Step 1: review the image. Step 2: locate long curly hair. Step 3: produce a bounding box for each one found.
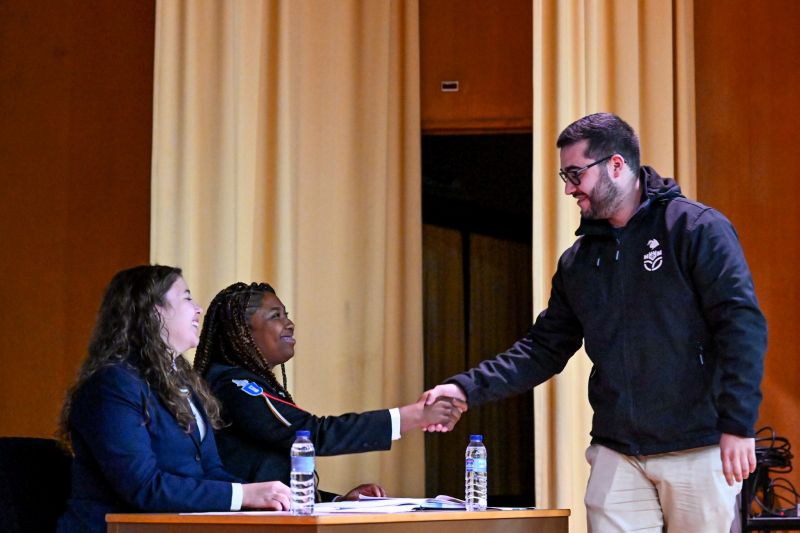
[194,282,293,402]
[58,265,223,448]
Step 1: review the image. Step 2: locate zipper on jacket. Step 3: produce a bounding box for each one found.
[698,343,704,366]
[615,234,640,453]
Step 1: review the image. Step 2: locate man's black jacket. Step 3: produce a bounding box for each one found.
[449,167,766,456]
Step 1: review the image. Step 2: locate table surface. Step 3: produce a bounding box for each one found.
[107,508,570,525]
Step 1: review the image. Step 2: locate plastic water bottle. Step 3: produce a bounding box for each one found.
[465,434,487,511]
[290,430,315,515]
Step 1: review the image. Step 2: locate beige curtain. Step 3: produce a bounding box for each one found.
[151,0,424,496]
[531,1,695,531]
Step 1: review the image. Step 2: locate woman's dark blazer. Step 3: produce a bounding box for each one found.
[205,363,391,492]
[58,363,239,533]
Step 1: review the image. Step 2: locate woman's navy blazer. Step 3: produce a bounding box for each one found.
[58,363,239,533]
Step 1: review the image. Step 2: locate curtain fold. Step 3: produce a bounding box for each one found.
[151,0,424,495]
[532,1,695,531]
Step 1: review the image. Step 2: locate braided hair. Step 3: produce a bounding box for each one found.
[195,282,294,402]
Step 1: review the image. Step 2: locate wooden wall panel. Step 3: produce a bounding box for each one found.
[0,0,154,438]
[422,225,533,503]
[695,0,800,495]
[423,225,466,497]
[467,233,533,502]
[420,0,532,133]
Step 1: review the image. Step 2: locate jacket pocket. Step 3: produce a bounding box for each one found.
[696,342,714,388]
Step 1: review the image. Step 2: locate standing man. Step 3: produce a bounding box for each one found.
[424,113,766,532]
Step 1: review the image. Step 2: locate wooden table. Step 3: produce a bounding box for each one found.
[107,509,570,533]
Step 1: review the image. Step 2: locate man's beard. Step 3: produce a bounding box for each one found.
[582,166,624,220]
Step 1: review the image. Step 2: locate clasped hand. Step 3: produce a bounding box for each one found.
[419,384,468,432]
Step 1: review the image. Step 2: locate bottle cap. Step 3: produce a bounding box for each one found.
[296,430,311,438]
[469,434,483,441]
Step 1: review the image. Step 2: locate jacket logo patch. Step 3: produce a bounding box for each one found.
[643,239,663,272]
[233,379,263,396]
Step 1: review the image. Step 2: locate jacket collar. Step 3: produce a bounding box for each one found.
[574,166,683,237]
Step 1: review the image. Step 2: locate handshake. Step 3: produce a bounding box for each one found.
[400,383,469,433]
[243,383,469,510]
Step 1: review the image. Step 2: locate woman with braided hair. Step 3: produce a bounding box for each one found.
[57,266,291,533]
[194,282,463,501]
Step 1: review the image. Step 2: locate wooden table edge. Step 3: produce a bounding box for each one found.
[107,509,570,525]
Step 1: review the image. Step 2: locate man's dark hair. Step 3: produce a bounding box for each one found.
[556,113,640,174]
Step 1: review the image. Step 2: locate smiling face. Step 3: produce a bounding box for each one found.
[157,276,202,356]
[248,292,295,368]
[560,140,625,220]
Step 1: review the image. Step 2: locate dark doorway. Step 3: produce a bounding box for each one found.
[422,133,534,507]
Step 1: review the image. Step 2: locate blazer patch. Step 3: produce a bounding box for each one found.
[232,379,292,426]
[232,379,263,396]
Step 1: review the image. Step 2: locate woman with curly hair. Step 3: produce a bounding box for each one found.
[194,282,463,501]
[57,266,290,533]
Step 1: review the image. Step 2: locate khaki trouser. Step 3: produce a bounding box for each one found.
[585,444,741,533]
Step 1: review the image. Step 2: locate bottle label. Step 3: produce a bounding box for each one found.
[291,456,315,473]
[466,458,487,473]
